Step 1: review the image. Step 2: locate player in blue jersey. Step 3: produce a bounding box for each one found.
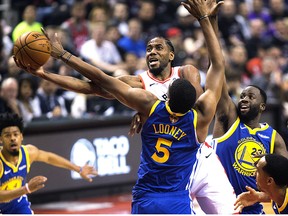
[16,0,225,213]
[0,113,97,214]
[211,86,288,214]
[234,154,288,214]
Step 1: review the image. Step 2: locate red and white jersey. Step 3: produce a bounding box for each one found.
[138,66,181,101]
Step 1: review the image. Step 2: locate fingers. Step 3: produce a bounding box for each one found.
[245,185,255,193]
[13,56,21,68]
[136,123,142,134]
[234,202,243,213]
[41,27,50,40]
[129,113,142,136]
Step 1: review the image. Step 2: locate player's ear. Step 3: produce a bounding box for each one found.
[260,103,266,112]
[169,51,175,61]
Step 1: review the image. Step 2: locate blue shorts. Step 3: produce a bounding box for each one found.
[131,190,194,214]
[0,195,33,214]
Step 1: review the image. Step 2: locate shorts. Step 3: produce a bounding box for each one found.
[132,190,195,214]
[190,143,238,214]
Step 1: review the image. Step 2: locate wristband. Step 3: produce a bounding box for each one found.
[79,167,83,174]
[25,183,31,194]
[61,52,72,63]
[198,14,209,22]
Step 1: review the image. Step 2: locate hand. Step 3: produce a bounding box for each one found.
[181,0,223,20]
[79,164,98,182]
[52,106,62,117]
[41,27,66,59]
[13,56,46,77]
[128,113,142,136]
[234,186,260,213]
[208,0,224,17]
[27,176,47,193]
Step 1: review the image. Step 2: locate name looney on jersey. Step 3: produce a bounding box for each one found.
[153,124,187,140]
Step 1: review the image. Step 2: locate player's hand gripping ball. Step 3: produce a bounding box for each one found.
[13,31,51,70]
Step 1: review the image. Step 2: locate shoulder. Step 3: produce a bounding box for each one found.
[179,65,199,76]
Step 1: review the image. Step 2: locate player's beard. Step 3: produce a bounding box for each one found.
[238,105,259,123]
[9,149,20,156]
[149,67,163,76]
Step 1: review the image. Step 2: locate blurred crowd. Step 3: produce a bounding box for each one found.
[0,0,287,139]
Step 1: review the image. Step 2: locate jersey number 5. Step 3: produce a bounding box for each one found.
[151,138,172,163]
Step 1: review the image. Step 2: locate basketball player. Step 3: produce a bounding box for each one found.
[234,154,288,214]
[0,113,97,214]
[210,74,288,213]
[17,0,226,213]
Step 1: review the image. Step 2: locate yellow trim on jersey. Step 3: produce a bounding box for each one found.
[0,147,23,172]
[149,100,161,117]
[0,160,3,178]
[278,188,288,212]
[216,117,240,143]
[270,130,276,154]
[245,123,269,135]
[22,145,30,173]
[165,101,189,117]
[192,109,197,128]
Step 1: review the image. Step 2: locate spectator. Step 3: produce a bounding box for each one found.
[174,4,199,39]
[134,0,162,42]
[61,1,90,55]
[12,5,42,43]
[36,79,68,120]
[17,74,42,124]
[117,18,146,58]
[218,0,250,47]
[245,18,268,59]
[80,22,125,74]
[269,0,288,22]
[110,1,130,36]
[248,0,272,25]
[226,45,249,85]
[264,18,288,58]
[166,27,188,66]
[88,6,109,26]
[4,56,25,80]
[250,56,282,104]
[70,93,115,119]
[0,77,21,116]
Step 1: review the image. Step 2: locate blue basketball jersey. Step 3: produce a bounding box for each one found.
[132,100,200,196]
[272,188,288,214]
[0,146,32,214]
[213,117,276,214]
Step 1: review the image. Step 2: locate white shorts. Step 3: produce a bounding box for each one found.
[190,143,238,214]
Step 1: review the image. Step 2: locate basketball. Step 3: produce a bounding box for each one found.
[13,31,51,69]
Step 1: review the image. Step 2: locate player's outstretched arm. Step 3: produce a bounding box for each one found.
[0,176,47,202]
[27,144,97,182]
[182,0,224,142]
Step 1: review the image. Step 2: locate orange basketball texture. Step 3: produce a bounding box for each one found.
[13,31,51,69]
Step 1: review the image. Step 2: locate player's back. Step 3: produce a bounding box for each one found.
[133,101,200,194]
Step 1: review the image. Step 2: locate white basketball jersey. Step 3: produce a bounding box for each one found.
[138,66,181,101]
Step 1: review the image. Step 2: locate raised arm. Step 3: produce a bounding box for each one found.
[203,1,239,137]
[182,0,225,142]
